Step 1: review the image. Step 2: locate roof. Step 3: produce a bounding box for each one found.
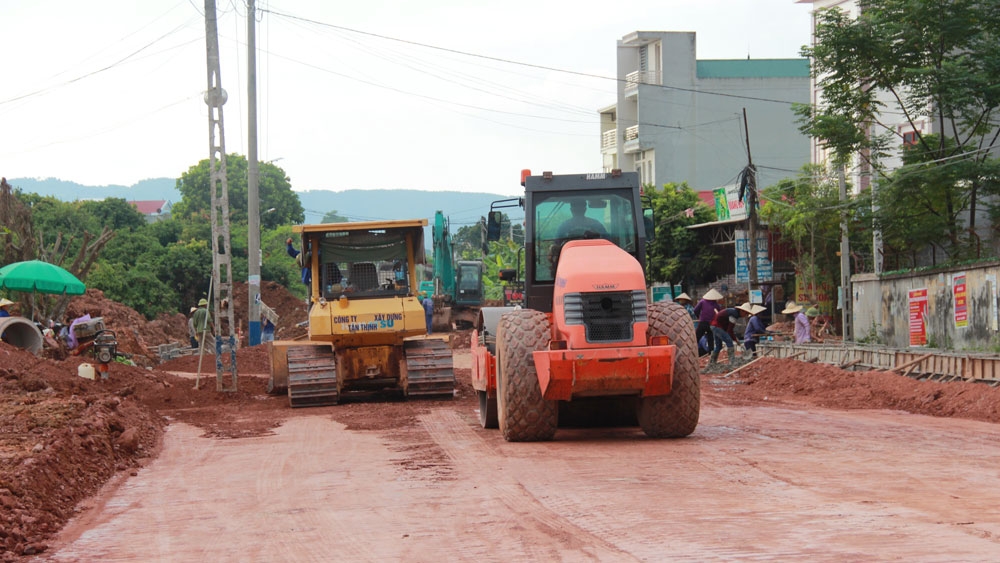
[293,219,428,234]
[697,59,810,79]
[129,200,168,215]
[697,191,716,207]
[687,217,746,230]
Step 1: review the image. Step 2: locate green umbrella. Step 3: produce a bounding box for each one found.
[0,260,86,295]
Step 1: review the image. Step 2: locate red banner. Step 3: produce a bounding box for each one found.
[954,273,968,329]
[909,288,928,347]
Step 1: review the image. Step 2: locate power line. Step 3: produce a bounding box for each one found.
[260,8,806,107]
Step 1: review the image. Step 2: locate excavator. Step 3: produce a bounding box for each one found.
[470,170,700,441]
[429,210,484,331]
[268,219,455,407]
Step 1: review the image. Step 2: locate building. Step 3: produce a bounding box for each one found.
[128,200,172,223]
[599,31,811,191]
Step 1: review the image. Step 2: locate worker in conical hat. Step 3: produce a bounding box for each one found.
[674,292,696,321]
[693,289,724,356]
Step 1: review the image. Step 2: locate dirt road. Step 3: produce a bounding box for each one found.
[35,354,1000,562]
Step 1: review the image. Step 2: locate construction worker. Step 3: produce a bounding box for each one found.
[557,199,608,239]
[742,304,772,357]
[0,298,13,318]
[192,298,212,349]
[187,306,198,348]
[421,292,434,335]
[710,302,751,366]
[674,292,696,322]
[783,301,811,344]
[286,238,312,287]
[807,306,827,343]
[693,288,724,356]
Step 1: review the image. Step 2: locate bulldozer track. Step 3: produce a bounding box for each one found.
[287,345,339,408]
[404,338,456,397]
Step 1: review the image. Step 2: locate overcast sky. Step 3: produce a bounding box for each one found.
[1,0,814,197]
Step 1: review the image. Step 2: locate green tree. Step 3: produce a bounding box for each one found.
[156,240,214,311]
[797,0,1000,259]
[87,262,178,319]
[644,182,717,285]
[172,154,304,228]
[320,210,349,223]
[759,166,845,303]
[80,198,146,231]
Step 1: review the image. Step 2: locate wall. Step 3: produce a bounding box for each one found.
[852,262,1000,350]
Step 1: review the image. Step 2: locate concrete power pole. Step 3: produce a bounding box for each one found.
[203,0,237,391]
[247,0,261,345]
[839,166,852,341]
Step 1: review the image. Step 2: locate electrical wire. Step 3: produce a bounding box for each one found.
[259,8,806,107]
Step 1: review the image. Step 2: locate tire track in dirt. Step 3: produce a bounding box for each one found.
[419,409,636,561]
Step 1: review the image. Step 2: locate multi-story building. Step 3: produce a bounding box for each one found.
[600,31,811,192]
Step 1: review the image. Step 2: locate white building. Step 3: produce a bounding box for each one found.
[600,31,811,191]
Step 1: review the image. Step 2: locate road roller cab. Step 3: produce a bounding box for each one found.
[470,170,700,441]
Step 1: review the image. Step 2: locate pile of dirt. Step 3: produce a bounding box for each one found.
[705,357,1000,424]
[0,340,289,560]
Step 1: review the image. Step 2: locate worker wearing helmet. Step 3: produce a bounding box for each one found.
[192,298,213,349]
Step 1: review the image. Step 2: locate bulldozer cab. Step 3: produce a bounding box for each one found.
[487,170,650,313]
[305,223,423,301]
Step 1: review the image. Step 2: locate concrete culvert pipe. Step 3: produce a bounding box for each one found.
[0,317,44,355]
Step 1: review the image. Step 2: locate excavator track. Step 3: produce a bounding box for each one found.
[287,345,339,408]
[404,338,455,398]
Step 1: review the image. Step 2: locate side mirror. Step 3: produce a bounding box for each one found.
[486,211,503,241]
[498,268,516,281]
[643,208,655,242]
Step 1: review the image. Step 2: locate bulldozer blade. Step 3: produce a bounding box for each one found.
[404,338,455,397]
[286,345,339,408]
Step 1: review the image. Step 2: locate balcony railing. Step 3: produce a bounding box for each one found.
[601,129,617,152]
[623,125,640,153]
[624,70,662,97]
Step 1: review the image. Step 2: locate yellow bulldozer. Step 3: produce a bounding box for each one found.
[268,219,455,407]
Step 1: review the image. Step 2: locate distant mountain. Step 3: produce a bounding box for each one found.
[6,177,512,234]
[7,177,180,202]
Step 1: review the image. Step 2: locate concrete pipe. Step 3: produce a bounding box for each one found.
[0,317,44,355]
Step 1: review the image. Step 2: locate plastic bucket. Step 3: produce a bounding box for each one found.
[78,363,96,380]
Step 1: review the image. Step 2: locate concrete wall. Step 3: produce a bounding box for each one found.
[852,262,1000,350]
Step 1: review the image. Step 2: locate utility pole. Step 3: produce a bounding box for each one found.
[839,165,853,341]
[203,0,237,391]
[247,0,261,346]
[742,108,759,292]
[872,162,883,275]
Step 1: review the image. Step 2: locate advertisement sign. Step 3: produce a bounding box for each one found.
[953,273,968,329]
[795,277,835,315]
[735,230,772,283]
[909,288,928,347]
[713,184,746,222]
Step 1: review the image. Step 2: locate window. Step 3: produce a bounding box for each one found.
[532,192,636,282]
[902,131,918,146]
